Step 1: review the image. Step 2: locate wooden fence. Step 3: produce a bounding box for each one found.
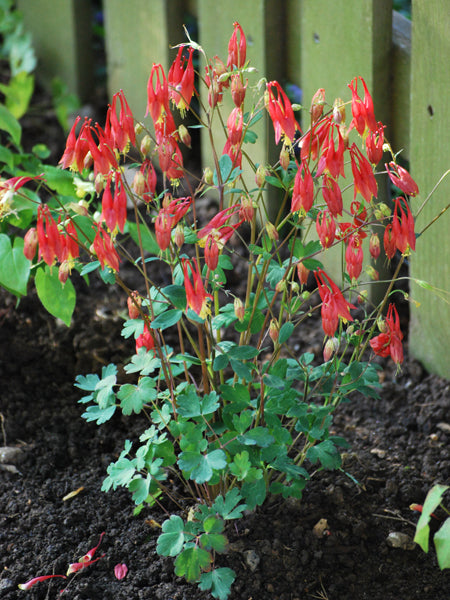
[17,0,450,378]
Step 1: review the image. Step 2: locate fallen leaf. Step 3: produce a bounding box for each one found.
[62,487,84,501]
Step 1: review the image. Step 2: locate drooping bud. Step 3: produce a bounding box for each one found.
[365,265,379,281]
[239,195,254,222]
[358,290,368,304]
[279,145,290,170]
[23,227,38,260]
[369,232,381,260]
[332,98,346,124]
[234,297,245,322]
[127,291,141,319]
[178,124,192,148]
[203,167,214,185]
[374,202,391,220]
[173,224,185,248]
[323,337,339,362]
[265,221,279,241]
[377,315,388,333]
[132,170,146,196]
[269,318,279,343]
[297,261,310,285]
[255,164,267,188]
[95,173,105,195]
[231,73,247,107]
[140,134,152,156]
[134,122,144,136]
[275,279,287,293]
[58,261,71,285]
[204,234,219,270]
[310,88,325,123]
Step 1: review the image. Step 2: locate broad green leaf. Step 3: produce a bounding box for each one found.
[121,318,145,339]
[0,103,21,146]
[434,517,450,570]
[212,489,247,520]
[0,234,30,296]
[129,475,151,505]
[157,515,185,557]
[179,449,226,484]
[213,353,229,371]
[42,165,75,196]
[81,404,116,425]
[0,71,34,118]
[306,440,342,470]
[238,427,274,448]
[174,545,211,581]
[150,308,182,330]
[241,477,267,510]
[128,221,160,254]
[163,284,187,309]
[415,484,449,553]
[35,265,75,326]
[229,358,252,380]
[0,144,14,169]
[124,348,160,375]
[279,321,294,344]
[199,567,235,600]
[227,345,259,360]
[74,373,99,392]
[118,377,157,415]
[200,532,227,553]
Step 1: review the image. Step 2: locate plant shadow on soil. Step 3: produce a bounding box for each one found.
[0,266,449,600]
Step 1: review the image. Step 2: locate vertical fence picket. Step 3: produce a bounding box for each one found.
[103,0,185,121]
[17,0,94,102]
[409,0,450,378]
[297,0,392,297]
[196,0,285,213]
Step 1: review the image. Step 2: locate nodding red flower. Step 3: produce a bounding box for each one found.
[383,223,396,260]
[18,574,67,590]
[139,160,157,203]
[182,258,212,319]
[204,57,227,108]
[0,174,43,193]
[107,90,136,153]
[231,73,247,108]
[369,232,381,260]
[135,323,155,354]
[349,143,377,203]
[157,135,184,180]
[204,234,219,270]
[345,234,364,281]
[266,81,300,145]
[385,162,419,196]
[168,46,195,114]
[322,175,343,217]
[36,205,63,266]
[310,88,326,124]
[314,268,355,337]
[154,209,173,251]
[227,22,246,69]
[291,160,314,214]
[370,303,404,365]
[147,64,171,126]
[226,107,244,146]
[198,205,243,250]
[85,123,118,177]
[392,197,416,254]
[348,76,377,136]
[316,209,336,249]
[316,122,345,180]
[300,119,329,162]
[366,122,385,165]
[101,171,127,233]
[91,223,120,272]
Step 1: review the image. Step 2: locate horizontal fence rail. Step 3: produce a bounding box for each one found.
[16,0,450,378]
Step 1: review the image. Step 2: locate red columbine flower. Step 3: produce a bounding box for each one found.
[157,135,184,180]
[322,175,343,217]
[391,197,416,254]
[315,268,355,337]
[231,73,247,107]
[310,88,326,124]
[366,121,385,165]
[370,303,404,365]
[101,171,127,233]
[348,76,377,136]
[106,90,136,153]
[154,209,173,251]
[147,64,171,127]
[36,205,63,266]
[291,160,314,214]
[79,532,105,563]
[18,575,67,590]
[349,143,377,202]
[369,232,381,260]
[168,46,195,114]
[316,122,345,180]
[227,22,246,69]
[383,223,396,260]
[316,209,336,249]
[198,205,243,248]
[345,234,364,281]
[266,81,300,145]
[135,323,155,354]
[91,223,120,272]
[138,160,157,203]
[385,162,419,196]
[182,258,212,319]
[23,227,38,260]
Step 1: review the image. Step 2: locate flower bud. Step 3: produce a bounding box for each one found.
[203,167,214,185]
[95,173,105,195]
[369,232,380,260]
[323,337,339,362]
[275,279,287,293]
[140,134,152,156]
[173,224,185,248]
[310,88,325,123]
[127,291,141,319]
[291,281,299,294]
[374,202,391,220]
[23,227,38,260]
[301,290,310,301]
[358,290,368,304]
[297,262,310,285]
[365,265,379,281]
[234,297,245,322]
[83,151,93,170]
[269,318,279,343]
[279,146,290,171]
[255,164,267,188]
[377,315,388,333]
[231,73,247,108]
[132,170,146,196]
[178,124,191,148]
[58,261,71,285]
[265,222,279,241]
[332,98,346,124]
[162,193,173,210]
[239,195,254,222]
[204,235,219,270]
[134,122,144,136]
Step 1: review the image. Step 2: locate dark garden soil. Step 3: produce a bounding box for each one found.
[1,270,449,600]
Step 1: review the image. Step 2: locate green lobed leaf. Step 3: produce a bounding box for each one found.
[174,545,212,582]
[163,284,187,309]
[199,567,235,600]
[118,377,157,415]
[81,404,116,424]
[42,165,75,195]
[434,517,450,570]
[35,265,75,326]
[0,103,21,145]
[150,308,182,330]
[306,440,342,470]
[0,234,30,296]
[414,484,449,553]
[157,515,186,557]
[212,489,247,520]
[124,348,160,375]
[129,475,151,505]
[279,321,294,344]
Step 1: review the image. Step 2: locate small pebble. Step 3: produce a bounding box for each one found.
[386,531,416,550]
[244,549,260,572]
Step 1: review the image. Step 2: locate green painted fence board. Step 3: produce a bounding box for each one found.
[197,0,284,214]
[103,0,185,122]
[17,0,94,102]
[391,11,411,161]
[409,0,450,378]
[298,0,392,301]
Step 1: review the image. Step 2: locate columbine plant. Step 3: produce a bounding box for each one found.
[12,22,429,599]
